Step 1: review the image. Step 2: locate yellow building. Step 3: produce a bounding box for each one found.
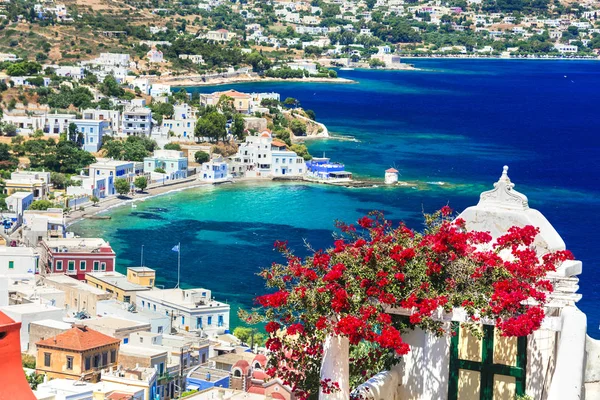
[35,325,121,382]
[127,267,156,287]
[86,267,155,303]
[200,90,251,114]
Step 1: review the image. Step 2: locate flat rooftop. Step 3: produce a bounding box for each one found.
[209,352,256,367]
[0,302,63,315]
[128,267,155,273]
[31,319,72,330]
[120,344,168,357]
[43,238,111,253]
[137,288,228,309]
[44,275,109,295]
[90,159,134,168]
[84,316,149,330]
[87,272,150,291]
[189,366,230,382]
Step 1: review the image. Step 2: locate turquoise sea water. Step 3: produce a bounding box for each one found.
[72,60,600,337]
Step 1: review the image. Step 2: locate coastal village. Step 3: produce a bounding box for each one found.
[0,0,598,398]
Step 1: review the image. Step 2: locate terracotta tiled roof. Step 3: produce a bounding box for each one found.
[36,325,120,351]
[386,168,399,173]
[233,359,250,374]
[253,354,267,367]
[271,140,287,148]
[222,90,250,99]
[248,386,266,394]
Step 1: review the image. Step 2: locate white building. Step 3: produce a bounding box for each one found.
[554,43,578,53]
[0,246,39,276]
[97,299,171,335]
[146,47,165,63]
[87,159,139,197]
[44,113,76,135]
[129,77,151,95]
[385,168,399,184]
[150,84,171,98]
[231,131,304,178]
[0,301,65,352]
[47,65,85,80]
[82,108,121,135]
[5,191,33,222]
[135,288,230,337]
[199,156,229,183]
[0,53,18,62]
[178,54,205,64]
[122,107,153,136]
[144,150,188,180]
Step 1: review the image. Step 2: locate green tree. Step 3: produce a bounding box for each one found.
[99,75,124,97]
[195,112,227,142]
[114,178,130,197]
[90,195,99,206]
[134,176,148,192]
[50,172,68,189]
[164,143,182,151]
[290,119,307,136]
[194,150,210,164]
[233,326,265,347]
[232,114,246,140]
[29,200,54,210]
[283,97,300,108]
[26,373,44,390]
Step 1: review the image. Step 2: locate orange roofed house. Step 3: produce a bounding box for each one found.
[35,325,120,382]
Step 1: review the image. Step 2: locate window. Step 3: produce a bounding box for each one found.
[147,302,150,309]
[44,353,51,367]
[153,304,156,311]
[123,295,131,303]
[90,137,94,143]
[85,356,91,370]
[181,316,185,325]
[90,127,94,133]
[150,279,154,286]
[110,350,116,363]
[142,300,145,308]
[56,260,63,271]
[8,261,13,269]
[197,317,202,328]
[123,338,129,344]
[68,261,75,272]
[80,261,86,271]
[207,316,212,325]
[93,354,100,368]
[158,326,163,334]
[93,261,99,271]
[102,352,108,366]
[80,127,85,133]
[218,315,224,327]
[66,356,73,370]
[101,262,106,271]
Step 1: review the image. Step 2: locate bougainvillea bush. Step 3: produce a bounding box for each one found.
[242,207,573,399]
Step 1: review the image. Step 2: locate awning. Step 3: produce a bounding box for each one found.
[186,384,200,391]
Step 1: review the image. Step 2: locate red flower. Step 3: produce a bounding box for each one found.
[358,216,374,228]
[265,321,280,333]
[287,323,305,335]
[256,290,289,308]
[441,205,453,216]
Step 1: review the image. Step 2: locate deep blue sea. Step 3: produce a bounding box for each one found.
[72,60,600,337]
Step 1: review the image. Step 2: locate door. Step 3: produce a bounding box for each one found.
[448,323,527,400]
